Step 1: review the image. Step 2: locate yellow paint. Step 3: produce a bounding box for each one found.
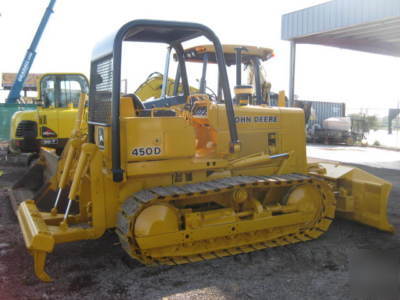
[309,162,394,232]
[135,205,179,237]
[278,90,286,107]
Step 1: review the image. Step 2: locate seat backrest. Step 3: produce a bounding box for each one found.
[143,95,186,109]
[137,109,177,117]
[120,97,135,117]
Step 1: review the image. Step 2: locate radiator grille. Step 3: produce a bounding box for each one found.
[89,56,113,124]
[15,120,37,138]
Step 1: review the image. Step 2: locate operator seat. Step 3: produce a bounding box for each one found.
[125,93,145,110]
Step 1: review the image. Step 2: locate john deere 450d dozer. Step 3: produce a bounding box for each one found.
[15,20,393,282]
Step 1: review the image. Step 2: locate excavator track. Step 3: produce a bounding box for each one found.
[116,173,336,265]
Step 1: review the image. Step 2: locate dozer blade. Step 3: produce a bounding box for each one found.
[310,162,394,233]
[15,141,99,282]
[9,148,59,213]
[17,198,97,282]
[17,200,55,282]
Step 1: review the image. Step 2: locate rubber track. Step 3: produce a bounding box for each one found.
[116,173,336,265]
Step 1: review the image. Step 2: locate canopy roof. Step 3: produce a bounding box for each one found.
[282,0,400,57]
[179,44,274,65]
[92,19,215,61]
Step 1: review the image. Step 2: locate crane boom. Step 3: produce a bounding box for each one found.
[6,0,57,103]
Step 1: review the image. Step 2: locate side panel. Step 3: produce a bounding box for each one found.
[53,108,77,138]
[121,117,196,162]
[37,107,59,145]
[209,104,307,173]
[10,110,39,140]
[279,107,307,173]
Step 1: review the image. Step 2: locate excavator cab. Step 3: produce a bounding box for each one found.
[9,73,89,153]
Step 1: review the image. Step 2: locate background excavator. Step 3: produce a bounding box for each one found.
[9,73,89,154]
[11,20,393,282]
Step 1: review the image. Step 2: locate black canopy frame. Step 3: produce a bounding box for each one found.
[89,19,239,182]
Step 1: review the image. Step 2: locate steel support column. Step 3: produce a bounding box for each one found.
[288,41,296,107]
[388,108,400,134]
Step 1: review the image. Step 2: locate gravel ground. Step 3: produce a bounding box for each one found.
[0,151,399,299]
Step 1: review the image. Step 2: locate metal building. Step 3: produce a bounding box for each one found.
[281,0,400,106]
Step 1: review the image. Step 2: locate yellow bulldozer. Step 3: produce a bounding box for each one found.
[12,20,393,282]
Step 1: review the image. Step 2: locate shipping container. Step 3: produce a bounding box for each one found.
[302,100,346,128]
[268,95,345,128]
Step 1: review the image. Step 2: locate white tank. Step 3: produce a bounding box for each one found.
[322,117,351,131]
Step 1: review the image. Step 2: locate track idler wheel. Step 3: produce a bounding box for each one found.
[285,184,321,223]
[134,205,179,237]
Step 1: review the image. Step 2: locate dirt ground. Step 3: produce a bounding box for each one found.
[0,150,399,299]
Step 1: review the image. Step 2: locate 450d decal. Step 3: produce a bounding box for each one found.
[132,146,162,157]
